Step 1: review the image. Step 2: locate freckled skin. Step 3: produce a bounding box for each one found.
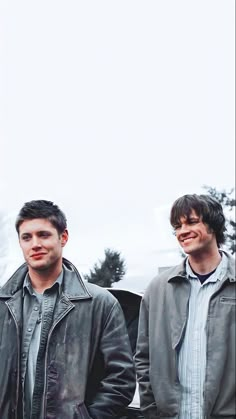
[18,218,68,291]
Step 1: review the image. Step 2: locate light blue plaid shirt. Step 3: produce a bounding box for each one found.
[178,252,228,419]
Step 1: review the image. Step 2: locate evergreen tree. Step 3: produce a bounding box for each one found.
[84,248,126,287]
[203,185,236,254]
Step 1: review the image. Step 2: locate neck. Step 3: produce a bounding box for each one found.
[28,264,62,294]
[188,249,222,275]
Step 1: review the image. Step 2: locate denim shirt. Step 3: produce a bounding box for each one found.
[22,270,63,419]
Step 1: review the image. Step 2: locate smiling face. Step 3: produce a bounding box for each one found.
[174,209,218,257]
[19,218,68,276]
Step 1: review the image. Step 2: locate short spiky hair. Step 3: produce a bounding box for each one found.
[15,200,67,235]
[170,194,226,247]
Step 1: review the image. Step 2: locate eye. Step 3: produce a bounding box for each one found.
[21,234,31,241]
[189,218,199,224]
[39,231,51,238]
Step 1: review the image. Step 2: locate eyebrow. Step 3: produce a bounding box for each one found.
[174,215,200,226]
[20,230,52,237]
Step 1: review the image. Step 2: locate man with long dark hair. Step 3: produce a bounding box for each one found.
[0,200,135,419]
[136,194,235,419]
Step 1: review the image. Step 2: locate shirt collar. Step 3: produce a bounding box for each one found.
[186,252,228,284]
[23,269,64,297]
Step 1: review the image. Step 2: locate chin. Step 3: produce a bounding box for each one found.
[30,263,48,271]
[182,247,195,255]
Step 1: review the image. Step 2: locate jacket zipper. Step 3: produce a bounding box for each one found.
[42,305,74,417]
[6,302,21,419]
[173,281,190,412]
[203,277,231,417]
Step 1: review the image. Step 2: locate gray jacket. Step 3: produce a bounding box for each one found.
[135,252,236,419]
[0,258,135,419]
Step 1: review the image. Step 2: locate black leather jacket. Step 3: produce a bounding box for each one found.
[0,258,136,419]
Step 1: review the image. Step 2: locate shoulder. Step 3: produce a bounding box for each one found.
[62,258,120,306]
[83,282,120,312]
[143,261,186,299]
[221,251,235,280]
[83,283,126,326]
[0,263,27,297]
[85,281,116,300]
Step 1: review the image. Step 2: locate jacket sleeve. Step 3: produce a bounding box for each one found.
[87,299,136,419]
[135,297,157,419]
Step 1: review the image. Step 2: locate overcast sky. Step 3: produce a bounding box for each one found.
[0,0,235,290]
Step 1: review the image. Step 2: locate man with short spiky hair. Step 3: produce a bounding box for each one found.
[136,194,236,419]
[0,200,135,419]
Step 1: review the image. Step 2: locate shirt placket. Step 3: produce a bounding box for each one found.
[31,290,57,419]
[21,295,41,417]
[191,287,203,419]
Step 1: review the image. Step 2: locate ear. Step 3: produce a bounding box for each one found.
[61,229,69,247]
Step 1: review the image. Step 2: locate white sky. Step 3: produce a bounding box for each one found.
[0,1,235,290]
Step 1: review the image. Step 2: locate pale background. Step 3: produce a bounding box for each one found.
[0,0,235,290]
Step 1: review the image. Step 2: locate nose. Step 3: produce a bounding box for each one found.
[177,223,190,237]
[31,236,42,249]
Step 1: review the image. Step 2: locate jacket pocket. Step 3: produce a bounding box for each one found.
[74,402,92,419]
[220,296,236,305]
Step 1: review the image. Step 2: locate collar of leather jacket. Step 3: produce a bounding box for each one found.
[0,258,92,300]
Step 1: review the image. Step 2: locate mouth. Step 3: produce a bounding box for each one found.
[181,237,195,244]
[31,253,47,259]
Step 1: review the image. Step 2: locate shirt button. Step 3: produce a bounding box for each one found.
[34,306,39,311]
[22,353,26,358]
[27,328,32,332]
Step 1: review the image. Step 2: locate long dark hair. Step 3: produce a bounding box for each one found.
[170,194,226,247]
